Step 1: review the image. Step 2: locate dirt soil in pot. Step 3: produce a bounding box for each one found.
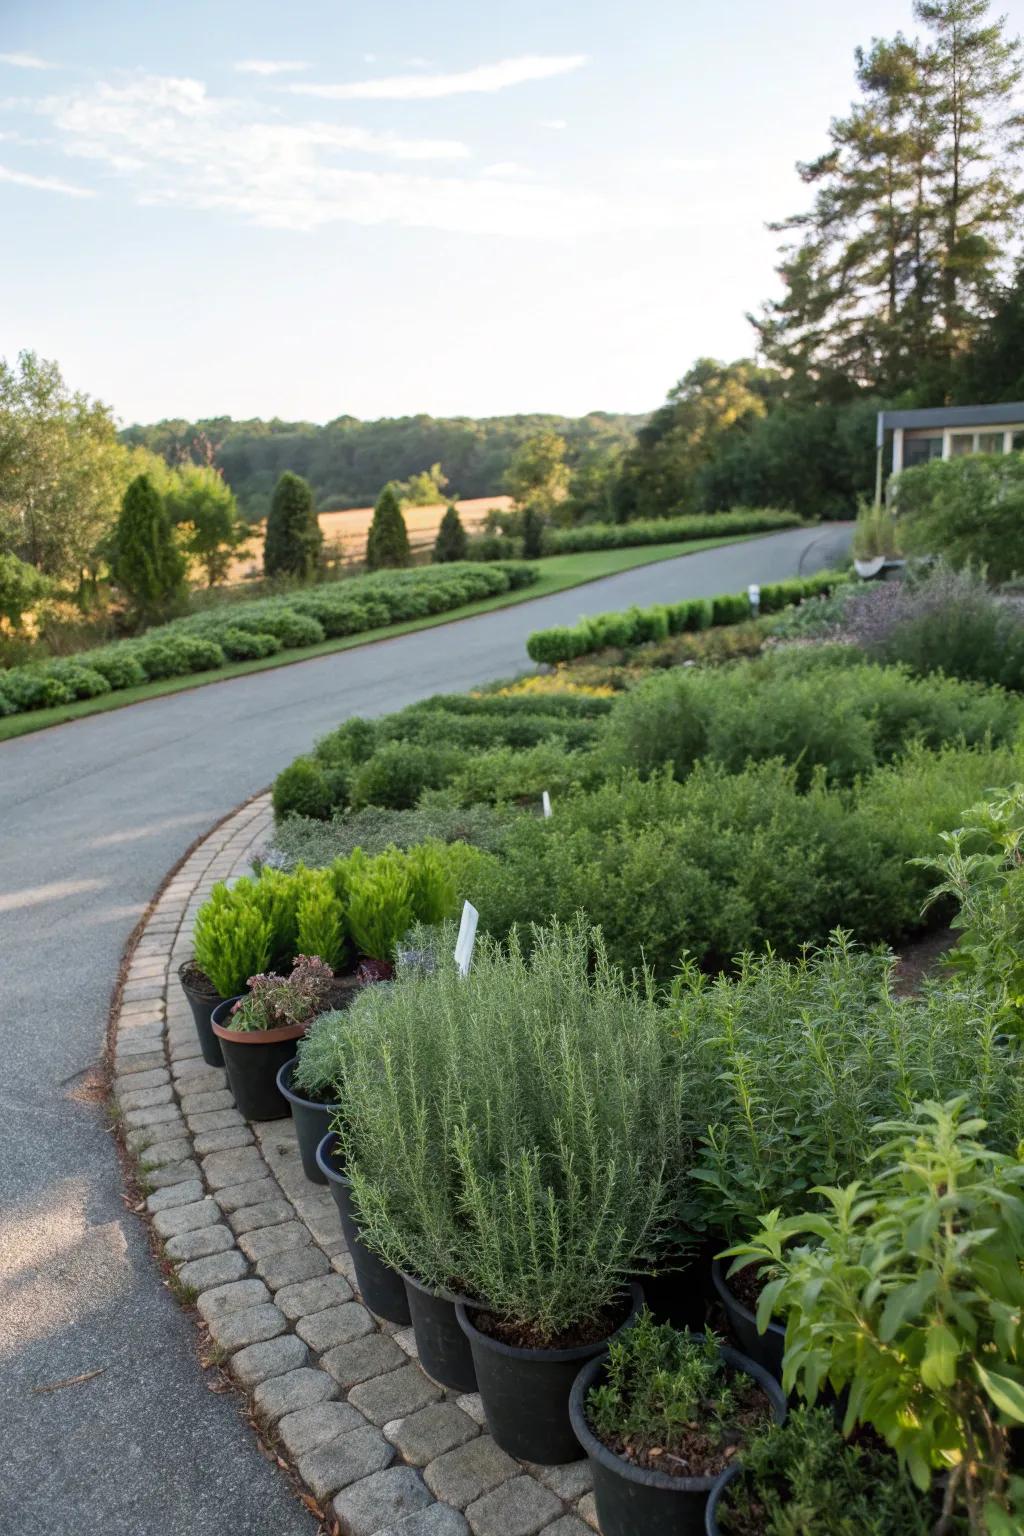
[594,1370,773,1479]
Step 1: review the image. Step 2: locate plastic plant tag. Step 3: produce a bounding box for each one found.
[748,582,761,614]
[454,900,479,977]
[542,790,552,819]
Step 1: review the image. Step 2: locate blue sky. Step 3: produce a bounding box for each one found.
[2,0,1022,426]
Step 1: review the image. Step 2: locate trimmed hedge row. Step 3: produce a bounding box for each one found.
[540,507,802,555]
[526,570,850,664]
[0,562,538,717]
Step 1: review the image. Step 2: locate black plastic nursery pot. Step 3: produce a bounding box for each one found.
[178,961,225,1068]
[704,1465,741,1536]
[403,1271,479,1393]
[277,1059,340,1184]
[315,1133,411,1326]
[456,1282,645,1465]
[569,1341,787,1536]
[711,1258,785,1381]
[211,997,304,1122]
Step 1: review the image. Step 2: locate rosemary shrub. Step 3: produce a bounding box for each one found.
[341,919,687,1342]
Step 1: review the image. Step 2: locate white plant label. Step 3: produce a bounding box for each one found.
[542,790,552,819]
[454,900,479,977]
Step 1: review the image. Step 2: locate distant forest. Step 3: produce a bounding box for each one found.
[120,413,646,521]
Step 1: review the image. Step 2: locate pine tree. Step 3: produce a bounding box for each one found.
[366,484,412,570]
[520,504,545,559]
[264,472,321,580]
[113,473,187,620]
[433,502,468,563]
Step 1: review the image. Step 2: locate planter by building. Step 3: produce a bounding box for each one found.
[315,1132,411,1325]
[402,1271,478,1393]
[211,996,304,1121]
[276,1058,339,1184]
[178,960,225,1067]
[569,1343,786,1536]
[456,1283,644,1465]
[711,1258,785,1381]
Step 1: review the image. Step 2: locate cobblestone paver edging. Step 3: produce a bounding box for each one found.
[110,795,598,1536]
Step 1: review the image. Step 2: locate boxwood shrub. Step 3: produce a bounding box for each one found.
[541,507,801,555]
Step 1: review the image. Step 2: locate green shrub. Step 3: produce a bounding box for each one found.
[729,1101,1024,1529]
[273,757,347,822]
[113,473,187,620]
[447,740,599,806]
[192,879,274,997]
[42,660,111,700]
[216,627,282,661]
[345,849,415,961]
[291,1009,349,1101]
[366,484,412,571]
[717,1406,935,1536]
[896,451,1024,582]
[433,504,468,563]
[544,508,802,555]
[264,471,322,580]
[349,742,461,810]
[86,648,147,689]
[342,921,687,1339]
[314,716,380,768]
[295,868,347,971]
[234,605,324,648]
[263,803,513,868]
[0,667,74,709]
[710,591,751,625]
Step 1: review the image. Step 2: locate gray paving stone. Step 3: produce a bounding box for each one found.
[392,1326,419,1359]
[238,1221,310,1261]
[576,1494,599,1531]
[115,1048,166,1072]
[207,1302,286,1351]
[385,1402,479,1466]
[275,1273,353,1320]
[118,1083,174,1112]
[296,1302,375,1352]
[214,1177,281,1213]
[125,1102,182,1131]
[377,1509,470,1536]
[176,1248,249,1291]
[297,1425,395,1500]
[539,1519,592,1536]
[456,1394,486,1427]
[332,1468,433,1536]
[228,1199,293,1236]
[152,1197,220,1239]
[146,1178,204,1213]
[180,1088,235,1116]
[196,1278,270,1322]
[165,1223,234,1262]
[171,1063,227,1090]
[528,1462,593,1502]
[350,1363,443,1426]
[113,1067,170,1093]
[191,1107,248,1134]
[465,1476,562,1536]
[202,1145,268,1189]
[253,1368,341,1424]
[276,1406,363,1449]
[143,1158,201,1189]
[256,1243,330,1289]
[424,1438,519,1510]
[321,1332,406,1390]
[138,1137,192,1168]
[231,1332,308,1387]
[194,1126,254,1155]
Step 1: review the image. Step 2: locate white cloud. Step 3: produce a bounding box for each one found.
[234,59,309,76]
[0,52,54,70]
[0,162,93,196]
[15,72,675,240]
[290,54,587,102]
[539,119,568,130]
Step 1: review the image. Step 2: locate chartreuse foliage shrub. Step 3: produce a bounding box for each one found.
[541,507,801,554]
[717,1406,936,1536]
[0,561,537,717]
[340,921,686,1341]
[915,783,1024,1033]
[728,1101,1024,1533]
[526,571,848,663]
[667,936,1024,1241]
[192,878,274,997]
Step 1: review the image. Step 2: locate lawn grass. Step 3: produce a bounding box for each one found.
[0,533,765,743]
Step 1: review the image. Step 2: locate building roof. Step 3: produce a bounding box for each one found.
[877,402,1024,444]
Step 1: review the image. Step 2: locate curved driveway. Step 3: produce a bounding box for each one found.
[0,522,850,1536]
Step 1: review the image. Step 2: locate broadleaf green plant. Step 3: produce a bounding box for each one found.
[724,1100,1024,1534]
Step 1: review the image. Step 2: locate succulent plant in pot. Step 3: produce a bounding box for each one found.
[568,1313,785,1536]
[341,919,689,1449]
[212,955,336,1121]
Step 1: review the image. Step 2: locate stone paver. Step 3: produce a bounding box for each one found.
[465,1476,561,1536]
[333,1468,434,1536]
[297,1425,394,1499]
[109,793,596,1536]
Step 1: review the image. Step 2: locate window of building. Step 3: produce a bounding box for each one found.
[904,435,943,467]
[978,432,1004,454]
[950,432,975,456]
[1013,430,1024,453]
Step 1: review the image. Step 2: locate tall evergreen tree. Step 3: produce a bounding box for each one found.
[264,472,321,580]
[113,473,187,620]
[366,484,412,571]
[433,502,468,563]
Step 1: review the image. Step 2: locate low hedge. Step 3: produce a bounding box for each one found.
[526,570,849,664]
[0,561,539,716]
[540,507,802,555]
